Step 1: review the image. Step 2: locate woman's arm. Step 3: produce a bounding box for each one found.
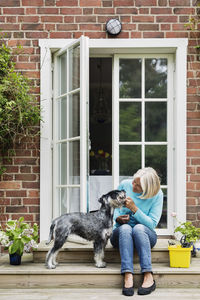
[132,191,163,230]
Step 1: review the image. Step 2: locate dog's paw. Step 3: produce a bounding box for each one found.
[46,264,56,269]
[95,261,107,268]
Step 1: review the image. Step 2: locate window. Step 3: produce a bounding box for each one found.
[39,38,187,240]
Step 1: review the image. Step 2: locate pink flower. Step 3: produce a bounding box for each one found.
[171,212,177,217]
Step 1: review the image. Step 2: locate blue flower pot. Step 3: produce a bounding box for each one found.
[9,253,22,265]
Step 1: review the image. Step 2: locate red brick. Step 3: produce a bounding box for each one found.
[23,71,40,78]
[158,0,167,5]
[136,0,157,6]
[15,174,36,181]
[94,8,115,14]
[116,8,138,14]
[41,16,63,23]
[15,62,36,70]
[3,7,24,16]
[0,199,10,206]
[28,190,39,197]
[102,1,112,7]
[169,0,191,6]
[187,199,197,206]
[0,24,20,30]
[151,8,172,14]
[25,32,48,38]
[26,8,37,14]
[21,24,43,31]
[75,16,96,23]
[11,198,22,205]
[172,24,187,31]
[4,166,19,173]
[113,0,134,5]
[161,24,171,30]
[18,16,39,23]
[22,182,39,189]
[29,206,40,213]
[51,31,73,38]
[6,190,27,197]
[83,8,93,14]
[131,32,142,38]
[138,24,159,31]
[143,32,164,38]
[22,0,43,5]
[14,158,37,165]
[186,213,197,221]
[138,8,149,14]
[12,214,34,222]
[120,16,131,22]
[166,32,188,38]
[132,16,154,22]
[0,182,21,189]
[79,24,102,31]
[6,16,17,23]
[45,0,55,5]
[38,8,59,14]
[64,16,74,23]
[57,24,78,31]
[123,24,137,30]
[156,16,178,22]
[23,198,40,205]
[57,0,78,6]
[60,8,82,15]
[84,32,107,38]
[0,0,20,6]
[173,8,195,14]
[80,0,101,5]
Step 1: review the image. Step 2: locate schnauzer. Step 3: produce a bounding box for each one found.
[45,189,126,269]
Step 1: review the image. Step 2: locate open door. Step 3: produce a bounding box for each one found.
[52,36,89,217]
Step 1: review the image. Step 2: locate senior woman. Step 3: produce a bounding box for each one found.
[110,167,163,296]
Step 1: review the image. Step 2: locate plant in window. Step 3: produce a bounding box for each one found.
[0,39,42,174]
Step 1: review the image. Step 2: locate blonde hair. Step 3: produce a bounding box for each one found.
[133,167,160,199]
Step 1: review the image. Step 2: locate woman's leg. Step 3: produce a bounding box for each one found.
[110,224,134,274]
[132,224,157,288]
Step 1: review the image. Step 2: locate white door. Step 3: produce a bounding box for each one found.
[113,54,174,234]
[52,36,89,217]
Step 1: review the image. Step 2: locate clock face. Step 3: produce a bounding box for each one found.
[106,19,122,35]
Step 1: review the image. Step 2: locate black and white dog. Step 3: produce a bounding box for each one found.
[46,189,126,269]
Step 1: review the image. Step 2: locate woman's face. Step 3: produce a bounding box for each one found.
[132,177,143,193]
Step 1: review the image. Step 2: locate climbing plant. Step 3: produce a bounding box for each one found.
[0,41,41,175]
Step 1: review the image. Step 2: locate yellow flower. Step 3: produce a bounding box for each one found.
[98,149,104,155]
[105,152,109,158]
[90,151,95,157]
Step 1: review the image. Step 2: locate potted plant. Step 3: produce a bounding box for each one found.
[0,217,38,265]
[168,212,200,268]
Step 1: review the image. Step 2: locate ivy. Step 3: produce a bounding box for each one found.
[0,40,41,174]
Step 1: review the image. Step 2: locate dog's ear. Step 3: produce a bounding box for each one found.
[98,196,104,204]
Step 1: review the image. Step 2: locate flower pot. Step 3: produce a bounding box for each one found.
[9,253,22,265]
[168,245,192,268]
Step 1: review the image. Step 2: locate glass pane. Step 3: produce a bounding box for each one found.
[145,58,167,98]
[120,145,141,180]
[119,59,142,98]
[145,145,167,185]
[69,141,80,184]
[69,45,80,92]
[120,102,141,142]
[145,102,167,141]
[58,142,67,185]
[60,188,67,214]
[157,188,167,229]
[60,53,67,95]
[58,96,67,140]
[69,187,80,213]
[69,93,80,138]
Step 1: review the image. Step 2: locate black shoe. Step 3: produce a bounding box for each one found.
[137,280,156,295]
[122,284,134,296]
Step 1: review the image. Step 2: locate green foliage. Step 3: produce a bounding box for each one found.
[0,217,39,256]
[174,221,200,244]
[0,41,41,174]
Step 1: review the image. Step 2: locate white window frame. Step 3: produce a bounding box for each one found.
[39,38,188,240]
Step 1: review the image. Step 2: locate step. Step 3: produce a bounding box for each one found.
[0,288,200,300]
[1,254,200,289]
[33,238,169,263]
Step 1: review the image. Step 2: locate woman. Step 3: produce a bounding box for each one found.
[110,167,163,296]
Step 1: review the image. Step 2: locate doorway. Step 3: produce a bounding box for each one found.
[89,57,113,211]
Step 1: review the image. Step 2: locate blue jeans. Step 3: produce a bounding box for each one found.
[110,224,157,274]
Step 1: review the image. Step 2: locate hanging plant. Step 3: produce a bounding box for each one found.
[0,40,42,174]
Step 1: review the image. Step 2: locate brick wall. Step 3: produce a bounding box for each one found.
[0,0,200,232]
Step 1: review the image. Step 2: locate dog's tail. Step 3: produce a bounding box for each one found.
[46,222,55,245]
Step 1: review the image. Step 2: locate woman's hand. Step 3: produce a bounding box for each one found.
[125,197,138,213]
[116,214,130,224]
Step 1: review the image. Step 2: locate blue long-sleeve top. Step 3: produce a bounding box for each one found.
[113,179,163,231]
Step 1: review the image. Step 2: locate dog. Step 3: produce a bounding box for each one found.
[45,189,126,269]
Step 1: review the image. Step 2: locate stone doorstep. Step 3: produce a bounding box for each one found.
[1,254,200,289]
[32,238,170,263]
